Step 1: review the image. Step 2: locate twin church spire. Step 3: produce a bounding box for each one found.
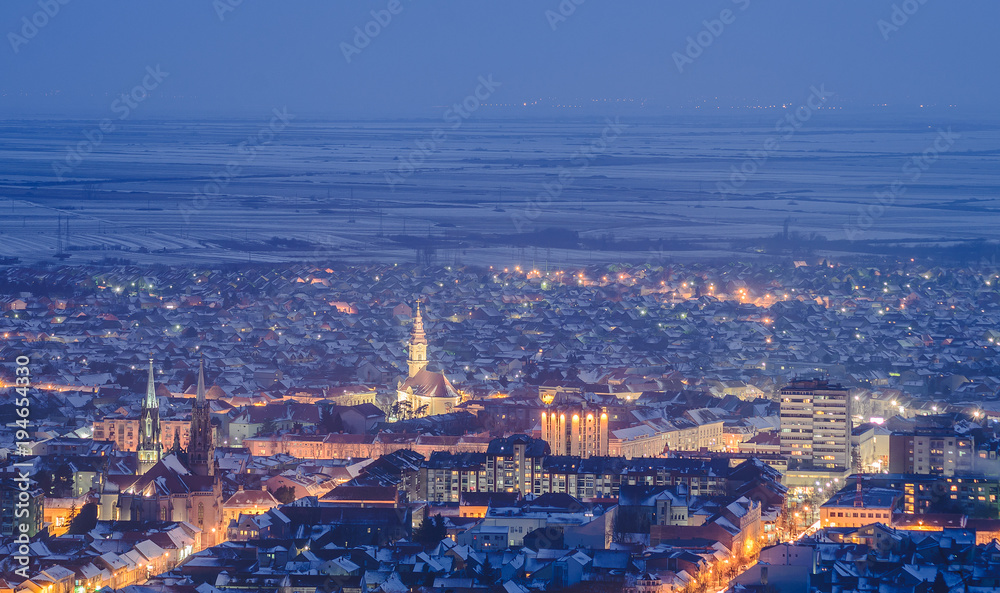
[137,354,214,476]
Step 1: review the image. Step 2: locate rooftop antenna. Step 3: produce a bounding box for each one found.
[494,186,505,212]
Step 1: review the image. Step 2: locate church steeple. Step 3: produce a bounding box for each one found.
[137,353,162,475]
[145,354,158,408]
[196,357,206,403]
[407,301,429,377]
[188,356,214,476]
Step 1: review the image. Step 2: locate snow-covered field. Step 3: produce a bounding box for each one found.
[0,114,997,266]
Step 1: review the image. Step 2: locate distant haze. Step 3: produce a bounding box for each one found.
[1,0,996,119]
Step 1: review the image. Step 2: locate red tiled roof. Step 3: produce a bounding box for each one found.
[224,487,279,507]
[400,369,456,398]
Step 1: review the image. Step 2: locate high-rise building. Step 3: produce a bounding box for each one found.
[888,428,974,476]
[541,407,609,458]
[780,379,852,472]
[188,358,215,476]
[484,434,550,494]
[137,354,162,475]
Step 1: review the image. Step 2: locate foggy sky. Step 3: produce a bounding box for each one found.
[1,0,996,118]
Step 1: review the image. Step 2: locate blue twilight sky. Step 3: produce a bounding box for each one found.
[0,0,996,118]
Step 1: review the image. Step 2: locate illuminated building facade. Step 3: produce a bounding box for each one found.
[540,407,609,457]
[780,379,852,472]
[820,486,902,529]
[93,417,195,453]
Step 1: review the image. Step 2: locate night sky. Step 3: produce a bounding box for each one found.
[1,0,996,118]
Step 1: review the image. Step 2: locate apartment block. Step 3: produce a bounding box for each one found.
[780,380,852,472]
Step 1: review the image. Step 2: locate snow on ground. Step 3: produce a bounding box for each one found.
[0,115,997,265]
